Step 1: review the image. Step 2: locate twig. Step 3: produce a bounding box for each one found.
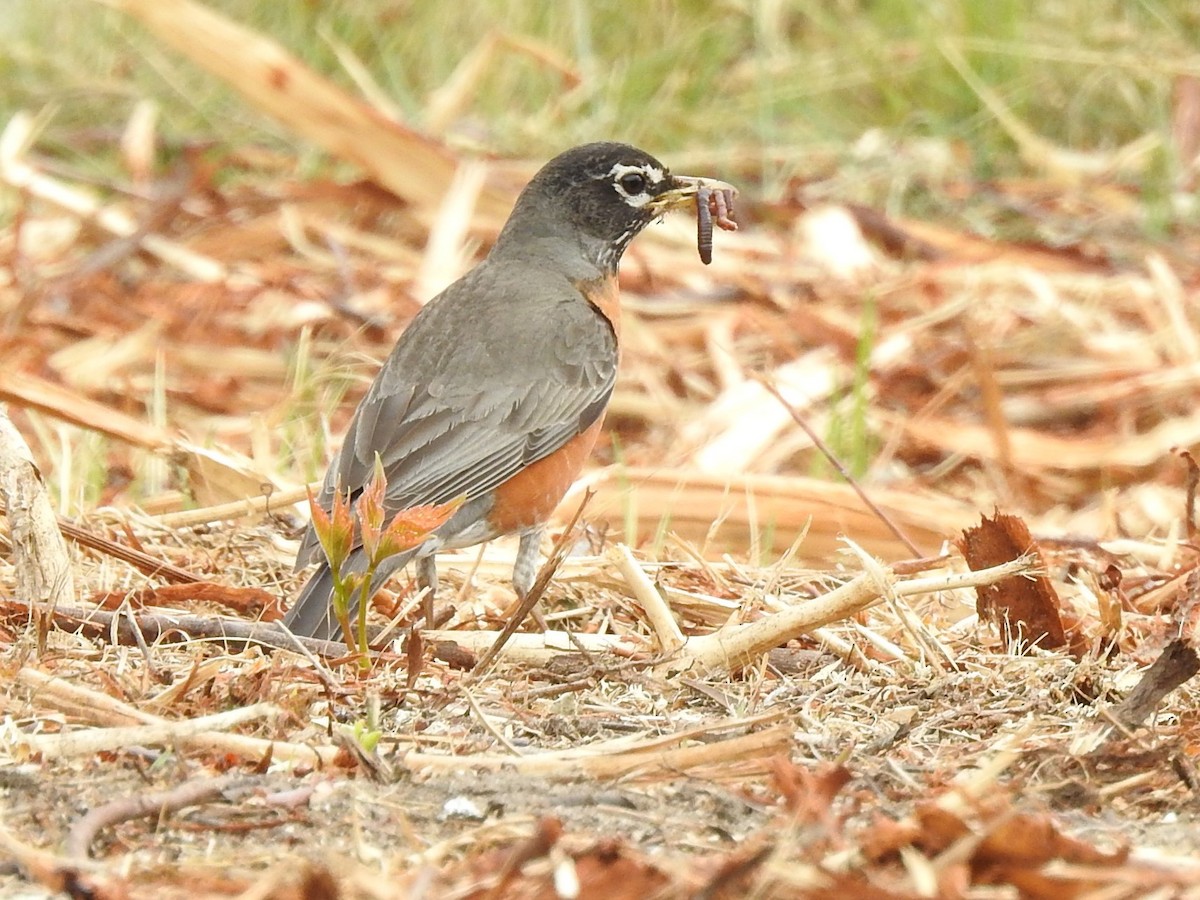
[17,667,342,767]
[843,539,957,670]
[51,515,202,584]
[5,598,350,693]
[18,666,159,726]
[423,629,636,661]
[675,557,1033,674]
[473,490,592,674]
[18,703,279,760]
[462,688,525,756]
[1179,448,1198,540]
[404,720,791,779]
[751,373,922,557]
[611,543,685,654]
[1,598,344,656]
[810,626,889,675]
[119,604,167,684]
[1109,638,1200,733]
[154,484,310,529]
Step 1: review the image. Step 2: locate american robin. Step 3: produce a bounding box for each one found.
[284,141,733,640]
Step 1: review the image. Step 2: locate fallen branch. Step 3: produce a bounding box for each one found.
[427,559,1037,672]
[1,598,341,656]
[16,667,342,767]
[402,713,790,779]
[18,702,279,760]
[672,557,1035,674]
[1110,639,1200,731]
[611,543,686,654]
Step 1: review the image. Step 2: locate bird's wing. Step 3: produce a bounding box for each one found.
[295,266,616,567]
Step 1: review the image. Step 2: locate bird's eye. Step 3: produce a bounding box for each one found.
[618,172,648,195]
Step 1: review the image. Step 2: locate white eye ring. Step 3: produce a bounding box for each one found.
[609,162,664,207]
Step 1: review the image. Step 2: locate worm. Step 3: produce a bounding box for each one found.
[697,185,714,265]
[711,188,737,231]
[695,184,738,265]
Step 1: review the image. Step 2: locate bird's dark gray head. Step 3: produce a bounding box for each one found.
[492,142,703,274]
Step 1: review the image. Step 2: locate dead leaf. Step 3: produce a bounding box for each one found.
[958,512,1072,653]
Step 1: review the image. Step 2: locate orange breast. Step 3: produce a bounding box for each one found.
[487,275,620,534]
[487,417,606,533]
[575,274,622,340]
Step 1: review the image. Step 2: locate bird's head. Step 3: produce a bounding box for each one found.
[495,141,735,273]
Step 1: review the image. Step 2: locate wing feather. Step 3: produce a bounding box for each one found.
[295,263,616,568]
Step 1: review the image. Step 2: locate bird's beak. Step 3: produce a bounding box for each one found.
[647,175,739,215]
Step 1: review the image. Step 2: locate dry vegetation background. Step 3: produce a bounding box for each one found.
[3,0,1200,897]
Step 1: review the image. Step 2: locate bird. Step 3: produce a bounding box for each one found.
[284,141,732,640]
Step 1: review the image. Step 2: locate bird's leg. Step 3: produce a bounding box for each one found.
[417,554,438,626]
[514,529,550,632]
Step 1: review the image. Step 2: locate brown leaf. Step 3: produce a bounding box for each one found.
[404,627,424,689]
[432,640,477,671]
[974,811,1127,870]
[769,756,851,827]
[859,813,922,862]
[957,512,1071,653]
[911,802,971,855]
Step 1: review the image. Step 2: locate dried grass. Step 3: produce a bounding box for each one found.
[2,2,1200,897]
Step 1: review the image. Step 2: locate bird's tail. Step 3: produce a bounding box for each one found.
[283,548,417,641]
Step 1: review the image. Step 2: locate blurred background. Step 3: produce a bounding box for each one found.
[7,1,1199,203]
